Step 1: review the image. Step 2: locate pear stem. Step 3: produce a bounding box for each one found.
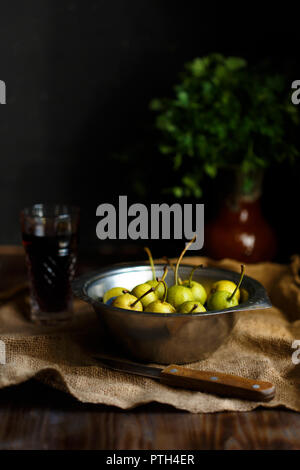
[188,264,203,288]
[190,304,199,313]
[160,266,168,283]
[175,235,197,286]
[155,279,167,303]
[228,265,245,301]
[144,246,156,281]
[131,287,155,307]
[163,257,182,284]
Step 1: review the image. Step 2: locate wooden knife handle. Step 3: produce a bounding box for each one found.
[159,365,275,402]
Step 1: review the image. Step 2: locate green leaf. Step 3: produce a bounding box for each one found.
[172,186,184,198]
[204,163,217,178]
[173,153,182,170]
[156,115,176,133]
[149,99,162,111]
[225,57,247,70]
[188,57,209,77]
[182,175,196,189]
[147,53,300,201]
[159,145,173,155]
[177,90,189,107]
[193,187,203,198]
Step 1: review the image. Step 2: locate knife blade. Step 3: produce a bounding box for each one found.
[93,355,275,402]
[93,355,162,379]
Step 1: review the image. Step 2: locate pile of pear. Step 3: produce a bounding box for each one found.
[102,237,246,315]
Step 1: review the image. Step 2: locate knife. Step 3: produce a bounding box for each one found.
[93,355,275,402]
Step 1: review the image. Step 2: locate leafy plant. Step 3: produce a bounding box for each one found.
[150,53,299,198]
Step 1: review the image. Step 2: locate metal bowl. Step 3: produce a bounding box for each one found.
[72,263,271,364]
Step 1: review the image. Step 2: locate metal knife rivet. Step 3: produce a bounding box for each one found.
[210,376,218,381]
[170,368,178,373]
[252,384,260,389]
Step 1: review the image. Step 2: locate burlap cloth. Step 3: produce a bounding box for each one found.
[1,253,300,413]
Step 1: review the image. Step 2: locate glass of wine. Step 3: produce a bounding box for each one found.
[21,204,80,324]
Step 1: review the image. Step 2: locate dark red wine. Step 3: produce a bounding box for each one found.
[22,233,77,313]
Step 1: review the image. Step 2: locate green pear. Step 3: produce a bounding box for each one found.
[146,265,168,300]
[181,280,207,304]
[131,283,158,308]
[145,300,175,313]
[167,285,194,308]
[207,290,239,310]
[209,280,240,301]
[103,287,128,304]
[112,293,143,312]
[145,280,175,313]
[207,265,245,311]
[177,301,206,314]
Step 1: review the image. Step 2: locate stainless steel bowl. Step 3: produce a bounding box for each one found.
[72,263,271,364]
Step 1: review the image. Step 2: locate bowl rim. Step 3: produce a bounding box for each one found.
[72,262,272,318]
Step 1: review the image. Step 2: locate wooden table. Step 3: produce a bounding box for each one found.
[0,246,300,450]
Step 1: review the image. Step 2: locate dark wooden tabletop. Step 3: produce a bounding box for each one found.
[1,246,300,451]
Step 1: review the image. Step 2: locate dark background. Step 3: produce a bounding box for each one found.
[0,1,299,261]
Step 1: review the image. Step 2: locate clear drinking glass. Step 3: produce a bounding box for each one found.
[20,204,79,324]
